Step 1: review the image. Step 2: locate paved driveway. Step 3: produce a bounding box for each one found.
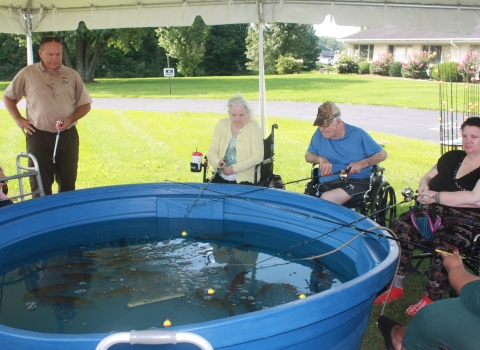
[1,98,440,143]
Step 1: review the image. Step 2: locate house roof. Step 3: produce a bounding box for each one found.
[342,25,480,43]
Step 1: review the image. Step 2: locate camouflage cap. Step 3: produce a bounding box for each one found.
[313,102,341,127]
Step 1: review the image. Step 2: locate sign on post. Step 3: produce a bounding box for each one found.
[164,68,175,95]
[164,68,175,77]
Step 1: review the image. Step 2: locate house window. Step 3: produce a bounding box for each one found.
[422,45,442,63]
[471,45,479,54]
[393,46,413,62]
[388,45,394,55]
[354,45,374,61]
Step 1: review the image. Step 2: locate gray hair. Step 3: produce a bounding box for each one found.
[227,93,252,118]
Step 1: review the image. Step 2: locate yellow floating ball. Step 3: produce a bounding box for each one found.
[299,293,306,299]
[181,231,187,237]
[208,288,215,295]
[163,319,172,327]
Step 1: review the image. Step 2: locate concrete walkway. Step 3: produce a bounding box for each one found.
[1,98,440,143]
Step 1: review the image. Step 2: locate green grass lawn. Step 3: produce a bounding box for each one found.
[0,73,450,349]
[0,72,468,110]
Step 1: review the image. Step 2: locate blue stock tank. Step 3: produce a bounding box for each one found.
[0,183,398,350]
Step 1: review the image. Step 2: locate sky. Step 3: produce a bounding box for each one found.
[314,15,360,39]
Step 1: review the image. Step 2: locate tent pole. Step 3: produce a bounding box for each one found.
[257,2,266,135]
[25,12,34,65]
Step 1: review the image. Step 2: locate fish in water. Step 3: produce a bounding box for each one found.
[115,267,171,282]
[24,293,94,307]
[29,279,85,296]
[194,290,236,316]
[92,286,132,298]
[60,273,111,280]
[43,262,94,272]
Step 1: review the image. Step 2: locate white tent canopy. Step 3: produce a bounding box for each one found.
[1,1,480,132]
[2,1,480,35]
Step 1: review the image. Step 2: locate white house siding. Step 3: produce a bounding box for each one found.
[349,43,477,64]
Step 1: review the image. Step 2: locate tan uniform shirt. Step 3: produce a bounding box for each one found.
[4,62,92,133]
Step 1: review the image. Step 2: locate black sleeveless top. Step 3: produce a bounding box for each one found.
[429,150,480,212]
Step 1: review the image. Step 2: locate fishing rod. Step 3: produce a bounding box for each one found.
[251,189,414,266]
[170,171,480,268]
[172,181,480,267]
[168,169,220,241]
[167,169,349,211]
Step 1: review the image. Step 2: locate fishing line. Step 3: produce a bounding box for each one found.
[167,179,411,265]
[166,169,346,210]
[166,179,480,276]
[168,169,219,241]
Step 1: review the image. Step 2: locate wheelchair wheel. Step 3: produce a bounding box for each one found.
[379,184,396,228]
[368,182,396,228]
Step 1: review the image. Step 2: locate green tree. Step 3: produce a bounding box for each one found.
[0,34,27,80]
[96,29,170,78]
[318,36,347,54]
[245,24,276,74]
[197,24,248,76]
[246,23,321,74]
[34,23,149,82]
[156,16,209,77]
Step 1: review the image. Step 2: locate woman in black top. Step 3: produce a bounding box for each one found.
[374,117,480,317]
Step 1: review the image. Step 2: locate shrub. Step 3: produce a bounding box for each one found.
[457,52,480,82]
[371,53,394,76]
[431,62,460,82]
[358,61,371,75]
[276,55,303,75]
[388,61,403,77]
[402,51,436,79]
[335,54,358,74]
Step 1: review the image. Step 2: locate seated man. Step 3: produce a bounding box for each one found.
[305,101,387,205]
[378,250,480,350]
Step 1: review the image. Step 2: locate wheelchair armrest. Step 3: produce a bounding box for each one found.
[371,164,385,174]
[255,157,274,172]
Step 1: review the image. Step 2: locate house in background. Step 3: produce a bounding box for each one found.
[341,26,480,63]
[317,50,335,65]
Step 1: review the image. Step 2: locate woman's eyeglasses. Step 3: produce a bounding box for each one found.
[40,36,63,44]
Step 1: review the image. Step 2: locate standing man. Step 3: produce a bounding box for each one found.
[305,101,387,205]
[3,36,92,196]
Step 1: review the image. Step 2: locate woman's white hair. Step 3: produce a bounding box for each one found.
[227,93,252,118]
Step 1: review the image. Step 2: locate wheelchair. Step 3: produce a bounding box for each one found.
[199,124,284,188]
[410,229,480,278]
[304,164,396,228]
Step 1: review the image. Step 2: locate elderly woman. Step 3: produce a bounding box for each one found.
[207,93,264,184]
[0,165,13,208]
[375,117,480,316]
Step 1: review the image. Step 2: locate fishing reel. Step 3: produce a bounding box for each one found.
[401,187,414,202]
[339,169,349,181]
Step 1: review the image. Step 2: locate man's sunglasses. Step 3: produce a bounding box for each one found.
[40,36,63,44]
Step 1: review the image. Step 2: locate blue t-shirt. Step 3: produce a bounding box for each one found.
[307,123,382,182]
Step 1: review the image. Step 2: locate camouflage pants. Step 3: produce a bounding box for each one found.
[394,204,480,301]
